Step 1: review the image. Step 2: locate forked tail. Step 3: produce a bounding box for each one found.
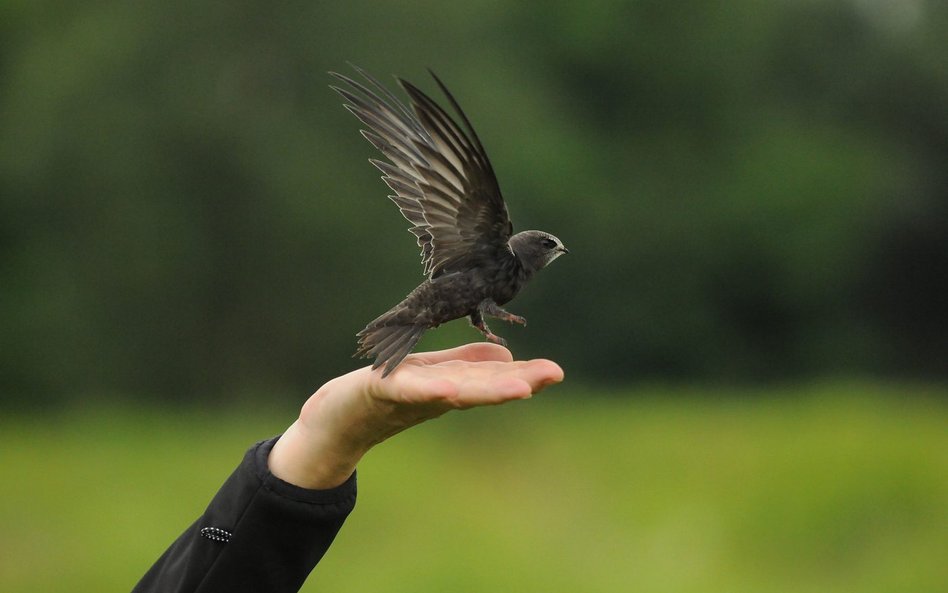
[355,323,427,378]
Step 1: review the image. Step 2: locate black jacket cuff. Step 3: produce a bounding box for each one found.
[133,436,356,593]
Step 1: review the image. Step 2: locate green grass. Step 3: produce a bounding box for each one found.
[1,383,947,593]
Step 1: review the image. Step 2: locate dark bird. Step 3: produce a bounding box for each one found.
[331,65,568,377]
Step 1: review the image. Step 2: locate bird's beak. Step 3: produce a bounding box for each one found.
[559,246,569,254]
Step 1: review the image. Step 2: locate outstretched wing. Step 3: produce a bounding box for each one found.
[331,65,514,278]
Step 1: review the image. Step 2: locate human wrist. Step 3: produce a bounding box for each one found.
[268,366,447,488]
[268,385,372,489]
[266,419,357,489]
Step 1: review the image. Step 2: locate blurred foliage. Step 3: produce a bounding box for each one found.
[2,0,947,403]
[1,386,946,592]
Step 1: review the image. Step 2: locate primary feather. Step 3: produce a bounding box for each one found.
[331,65,512,279]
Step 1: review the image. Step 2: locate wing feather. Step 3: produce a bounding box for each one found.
[331,66,513,278]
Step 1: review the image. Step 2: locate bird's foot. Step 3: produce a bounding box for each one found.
[484,332,507,347]
[479,300,527,327]
[471,315,508,346]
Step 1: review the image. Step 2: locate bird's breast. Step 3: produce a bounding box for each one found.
[412,264,523,323]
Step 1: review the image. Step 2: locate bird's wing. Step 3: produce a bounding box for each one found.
[331,65,514,278]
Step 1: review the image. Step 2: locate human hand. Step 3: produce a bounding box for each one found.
[268,343,563,489]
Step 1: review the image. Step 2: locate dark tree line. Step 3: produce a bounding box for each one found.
[2,0,946,404]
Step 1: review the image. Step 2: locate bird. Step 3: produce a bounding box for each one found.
[330,65,568,377]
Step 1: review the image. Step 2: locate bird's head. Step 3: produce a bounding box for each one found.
[508,230,569,274]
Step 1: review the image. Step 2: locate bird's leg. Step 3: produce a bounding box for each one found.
[469,310,507,346]
[479,299,527,327]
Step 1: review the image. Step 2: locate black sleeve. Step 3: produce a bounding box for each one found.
[132,436,357,593]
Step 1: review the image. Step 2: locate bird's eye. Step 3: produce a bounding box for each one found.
[541,238,557,249]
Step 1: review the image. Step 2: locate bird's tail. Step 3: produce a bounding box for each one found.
[355,322,426,378]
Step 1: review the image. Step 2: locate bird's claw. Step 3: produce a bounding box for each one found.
[505,314,527,327]
[485,332,507,347]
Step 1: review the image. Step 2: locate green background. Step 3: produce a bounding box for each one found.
[2,1,947,591]
[3,0,947,400]
[2,386,947,592]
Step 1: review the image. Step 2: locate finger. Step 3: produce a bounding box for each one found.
[384,356,564,408]
[409,342,513,365]
[516,359,565,393]
[389,361,525,407]
[450,359,564,406]
[448,376,533,407]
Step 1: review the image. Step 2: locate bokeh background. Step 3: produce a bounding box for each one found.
[1,1,946,592]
